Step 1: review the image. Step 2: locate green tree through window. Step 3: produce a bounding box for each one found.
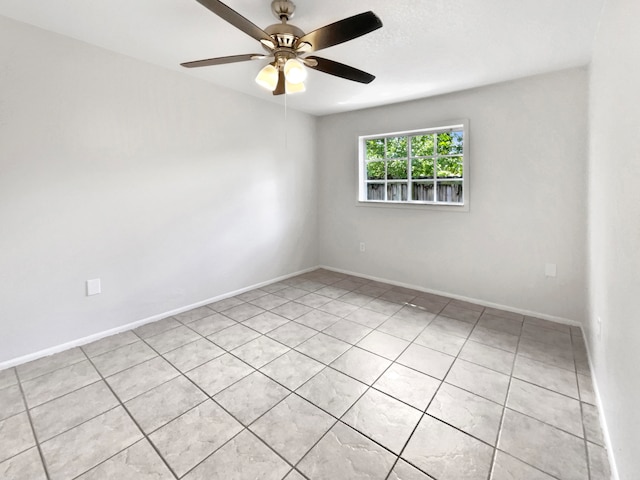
[361,124,466,205]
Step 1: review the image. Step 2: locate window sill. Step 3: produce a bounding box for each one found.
[356,200,469,213]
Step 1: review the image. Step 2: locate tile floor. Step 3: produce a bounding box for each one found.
[0,269,612,480]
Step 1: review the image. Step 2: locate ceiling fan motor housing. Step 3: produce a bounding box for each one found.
[264,23,304,69]
[265,23,304,47]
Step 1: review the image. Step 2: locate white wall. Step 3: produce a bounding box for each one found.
[0,16,318,364]
[588,0,640,477]
[317,68,588,322]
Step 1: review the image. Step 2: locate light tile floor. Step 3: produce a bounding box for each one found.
[0,269,612,480]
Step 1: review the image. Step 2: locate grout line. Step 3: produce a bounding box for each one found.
[80,350,181,480]
[66,438,165,480]
[13,369,52,480]
[131,329,302,478]
[89,349,162,378]
[319,265,582,327]
[15,354,88,384]
[382,305,482,480]
[114,294,347,473]
[181,294,437,477]
[499,405,589,443]
[2,271,600,480]
[487,317,524,480]
[487,335,575,480]
[81,333,140,358]
[42,403,123,444]
[1,295,449,478]
[286,275,591,478]
[487,449,564,480]
[353,343,429,479]
[290,317,423,479]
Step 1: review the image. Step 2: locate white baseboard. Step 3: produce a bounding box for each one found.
[0,266,317,370]
[2,262,619,477]
[2,263,582,369]
[581,329,620,480]
[320,265,582,327]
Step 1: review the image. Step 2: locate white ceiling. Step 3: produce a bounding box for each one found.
[0,0,604,116]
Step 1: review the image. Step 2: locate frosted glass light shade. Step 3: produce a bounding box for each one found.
[285,80,306,94]
[284,58,307,84]
[255,64,279,91]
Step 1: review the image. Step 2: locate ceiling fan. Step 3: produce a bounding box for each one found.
[181,0,383,95]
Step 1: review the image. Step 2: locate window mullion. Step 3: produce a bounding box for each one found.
[408,136,413,202]
[433,132,438,203]
[384,138,388,201]
[360,123,466,206]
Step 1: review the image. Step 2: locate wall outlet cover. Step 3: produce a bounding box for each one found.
[86,279,101,296]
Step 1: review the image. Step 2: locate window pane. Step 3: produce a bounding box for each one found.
[366,139,385,160]
[387,160,408,179]
[436,181,463,203]
[411,134,435,157]
[360,124,466,207]
[367,161,385,180]
[387,136,408,159]
[437,131,464,155]
[450,130,464,154]
[437,156,463,178]
[387,183,408,201]
[412,182,434,201]
[411,159,434,179]
[367,183,385,200]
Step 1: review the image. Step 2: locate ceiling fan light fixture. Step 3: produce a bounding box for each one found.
[284,58,307,84]
[285,80,306,94]
[255,64,279,91]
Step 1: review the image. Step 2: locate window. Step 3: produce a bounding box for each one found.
[358,121,468,208]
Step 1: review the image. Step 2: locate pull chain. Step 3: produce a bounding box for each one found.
[284,91,288,150]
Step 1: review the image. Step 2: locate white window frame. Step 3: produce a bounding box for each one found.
[357,120,469,212]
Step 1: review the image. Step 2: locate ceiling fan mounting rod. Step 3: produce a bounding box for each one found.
[271,0,296,22]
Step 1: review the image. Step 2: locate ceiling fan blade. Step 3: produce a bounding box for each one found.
[195,0,275,48]
[273,69,286,96]
[305,56,375,84]
[181,54,266,68]
[296,11,382,53]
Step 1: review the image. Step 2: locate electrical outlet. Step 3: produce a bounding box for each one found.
[86,278,101,296]
[359,242,366,252]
